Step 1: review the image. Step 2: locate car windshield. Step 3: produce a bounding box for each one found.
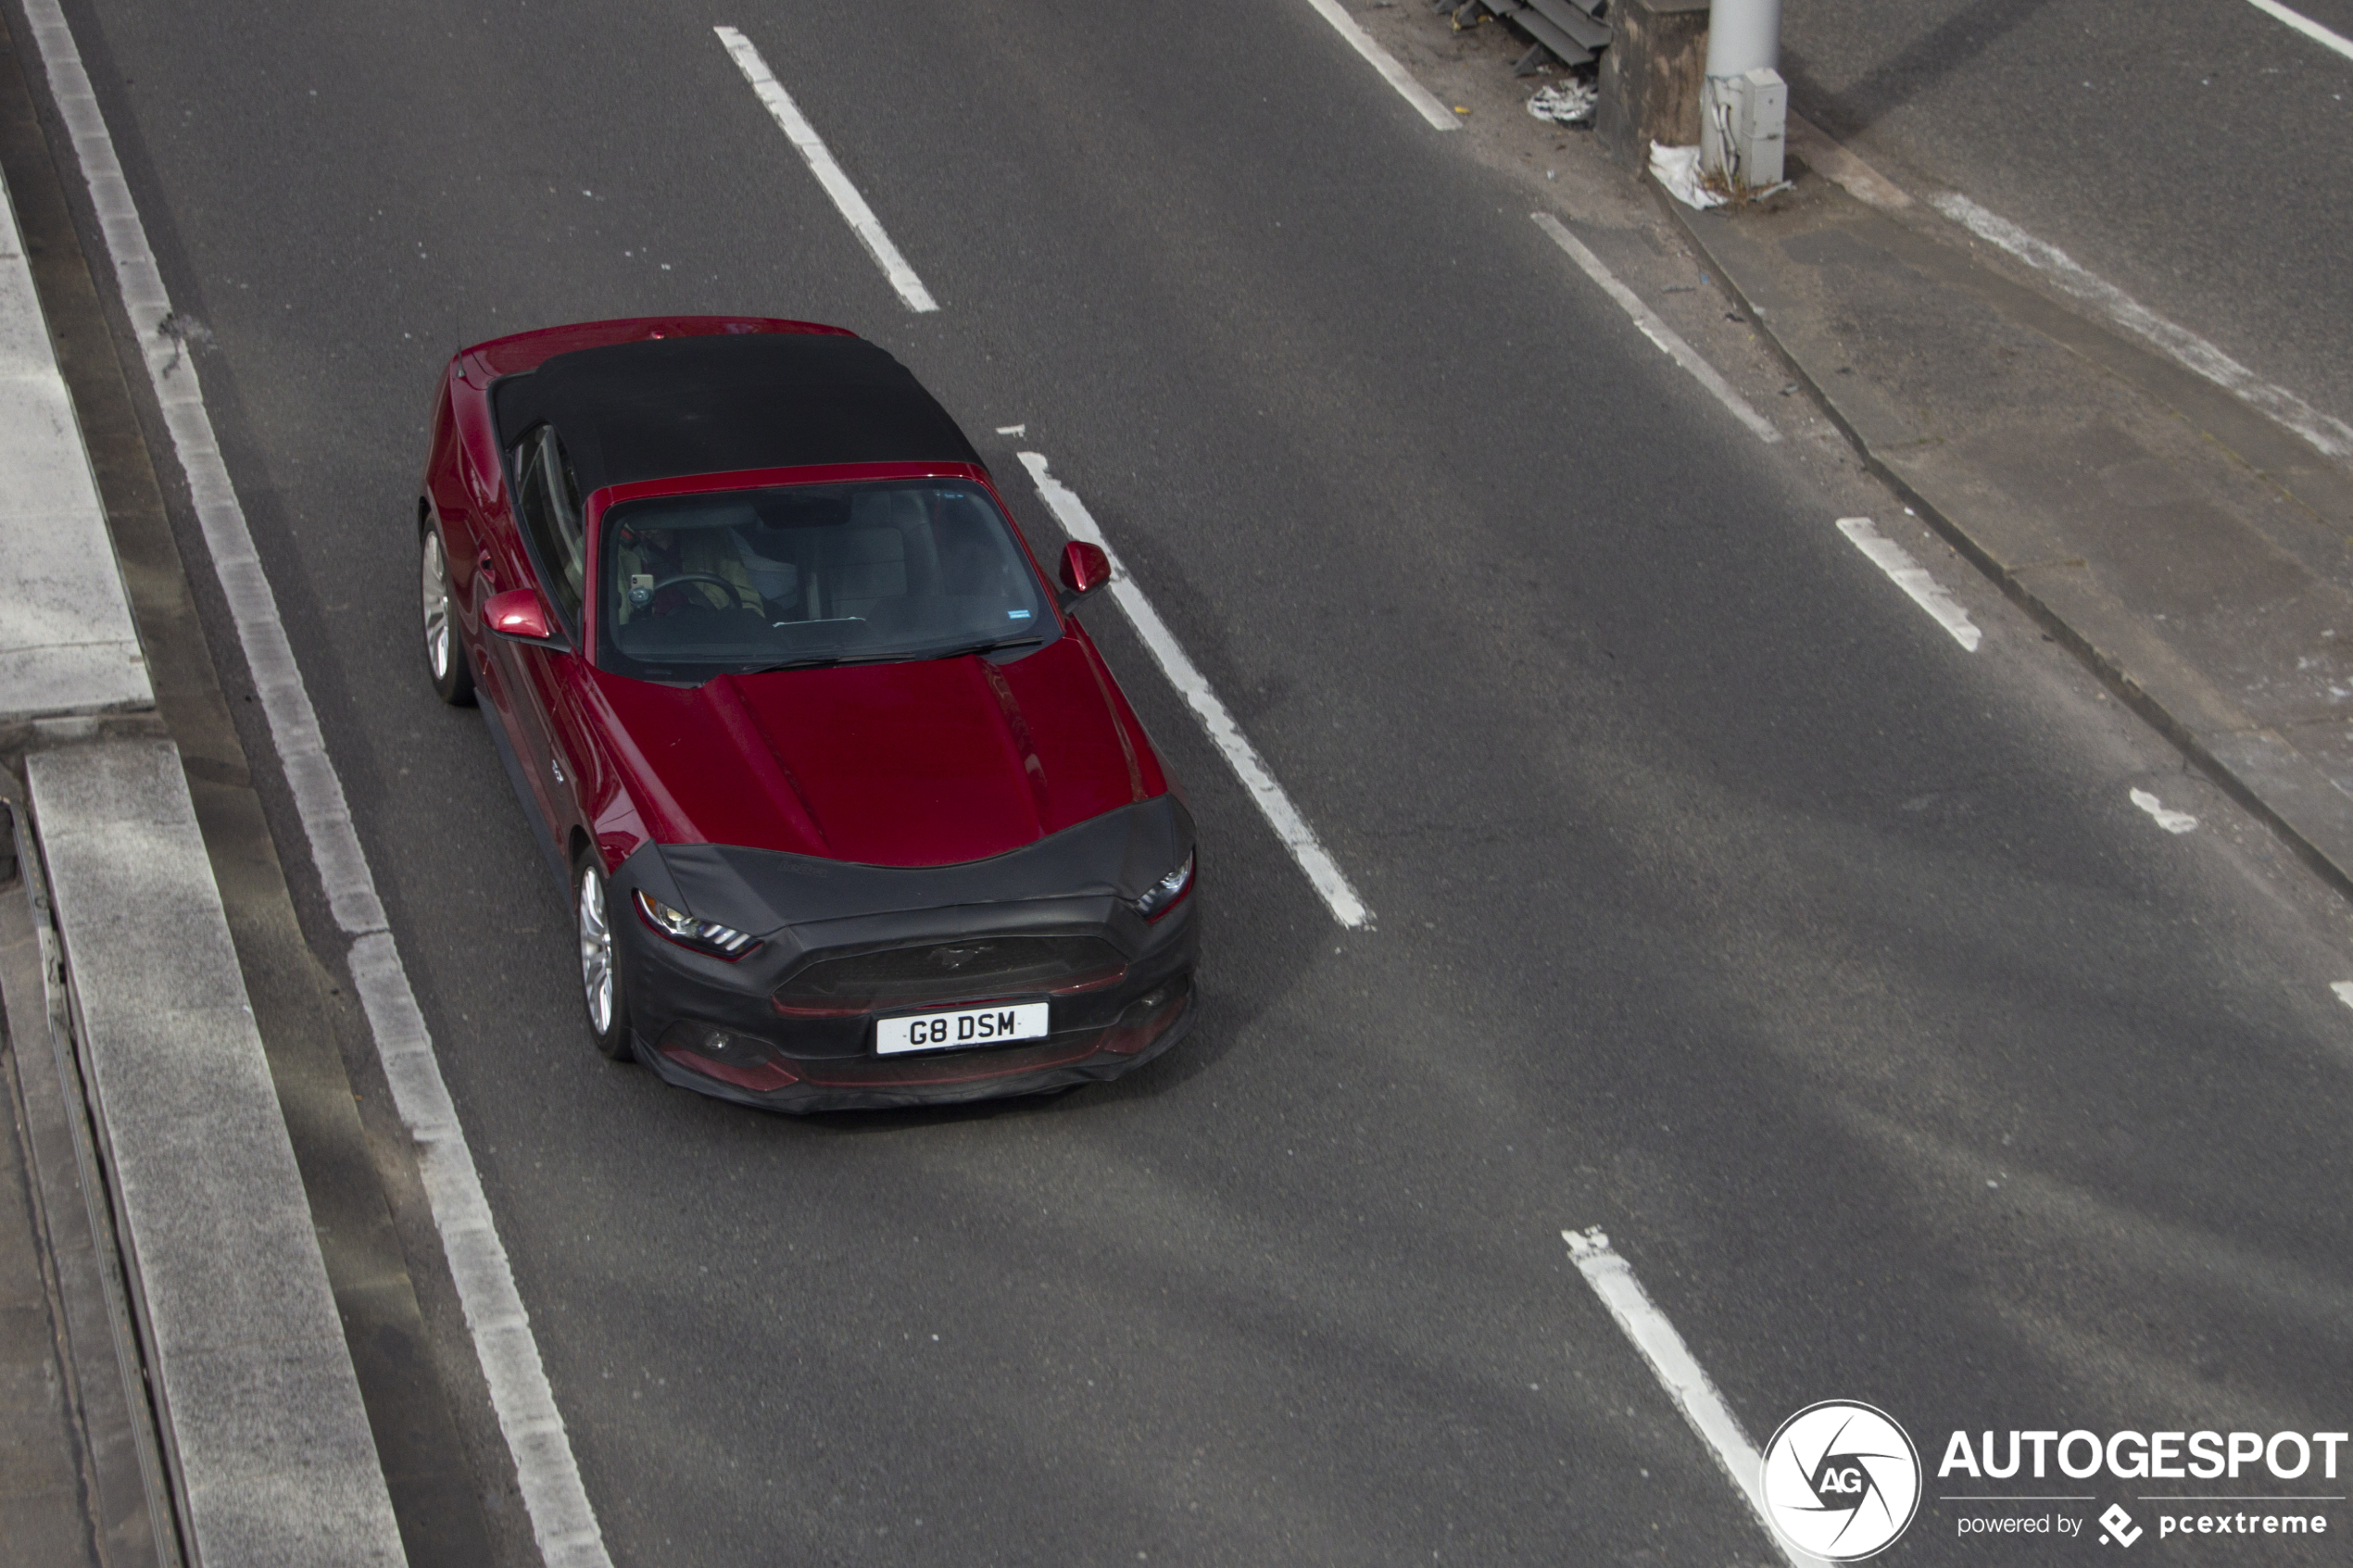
[596,480,1055,684]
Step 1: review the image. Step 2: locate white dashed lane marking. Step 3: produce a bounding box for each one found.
[715,25,938,313]
[1931,191,2353,459]
[1531,213,1782,446]
[1836,517,1982,651]
[1297,0,1461,132]
[1563,1228,1805,1567]
[2245,0,2353,65]
[1017,452,1372,929]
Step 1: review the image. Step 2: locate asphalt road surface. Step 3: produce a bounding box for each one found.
[1783,0,2353,453]
[20,0,2353,1562]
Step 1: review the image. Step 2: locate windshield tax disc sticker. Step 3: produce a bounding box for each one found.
[1760,1400,1922,1561]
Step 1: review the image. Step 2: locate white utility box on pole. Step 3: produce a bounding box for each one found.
[1699,0,1786,192]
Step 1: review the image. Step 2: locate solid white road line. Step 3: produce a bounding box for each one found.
[1930,192,2353,460]
[1299,0,1462,132]
[2130,788,2199,834]
[1016,453,1373,929]
[1530,213,1782,445]
[2245,0,2353,63]
[2331,981,2353,1010]
[1563,1228,1804,1568]
[714,25,938,313]
[19,6,613,1565]
[1835,518,1982,651]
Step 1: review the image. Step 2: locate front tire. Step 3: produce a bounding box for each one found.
[421,520,476,706]
[574,850,635,1061]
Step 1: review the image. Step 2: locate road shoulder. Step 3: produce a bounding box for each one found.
[1662,157,2353,900]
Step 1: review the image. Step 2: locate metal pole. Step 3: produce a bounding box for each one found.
[1700,0,1786,189]
[1703,0,1781,78]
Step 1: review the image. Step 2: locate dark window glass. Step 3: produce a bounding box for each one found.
[511,425,585,628]
[597,480,1053,684]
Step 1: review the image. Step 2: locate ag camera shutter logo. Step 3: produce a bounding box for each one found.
[1761,1400,1923,1561]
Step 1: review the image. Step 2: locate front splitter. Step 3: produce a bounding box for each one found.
[633,994,1197,1115]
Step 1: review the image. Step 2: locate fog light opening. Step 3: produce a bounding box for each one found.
[657,1022,799,1092]
[1101,985,1189,1055]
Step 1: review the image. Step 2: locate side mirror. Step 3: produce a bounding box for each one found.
[484,587,571,650]
[1058,541,1112,610]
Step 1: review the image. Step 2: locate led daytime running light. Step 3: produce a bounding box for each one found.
[634,890,758,959]
[1133,849,1195,922]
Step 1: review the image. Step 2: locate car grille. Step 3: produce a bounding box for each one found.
[773,935,1126,1017]
[796,1035,1103,1087]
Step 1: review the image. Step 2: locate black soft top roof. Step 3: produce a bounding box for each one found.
[490,332,980,494]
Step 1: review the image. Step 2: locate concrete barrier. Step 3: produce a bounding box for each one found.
[27,740,406,1567]
[1595,0,1710,171]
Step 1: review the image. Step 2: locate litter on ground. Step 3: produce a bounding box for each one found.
[1527,81,1597,126]
[1650,142,1725,209]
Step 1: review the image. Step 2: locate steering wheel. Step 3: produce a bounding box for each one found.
[647,572,756,612]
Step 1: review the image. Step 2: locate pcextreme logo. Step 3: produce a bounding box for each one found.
[1761,1400,1924,1561]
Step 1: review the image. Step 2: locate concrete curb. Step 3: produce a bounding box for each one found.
[0,109,407,1568]
[1657,172,2353,905]
[0,138,145,722]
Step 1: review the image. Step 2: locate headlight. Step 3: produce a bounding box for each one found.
[634,891,760,959]
[1131,849,1194,922]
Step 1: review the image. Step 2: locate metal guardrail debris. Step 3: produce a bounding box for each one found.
[1439,0,1612,71]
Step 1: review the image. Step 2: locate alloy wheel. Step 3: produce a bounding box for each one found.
[421,529,453,681]
[578,868,614,1035]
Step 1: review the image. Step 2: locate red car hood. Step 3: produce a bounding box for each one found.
[589,634,1154,866]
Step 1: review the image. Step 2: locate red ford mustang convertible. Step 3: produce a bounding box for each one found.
[416,317,1198,1110]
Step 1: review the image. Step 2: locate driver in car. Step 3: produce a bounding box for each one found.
[614,518,798,621]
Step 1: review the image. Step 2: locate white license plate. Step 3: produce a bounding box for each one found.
[875,1000,1051,1055]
